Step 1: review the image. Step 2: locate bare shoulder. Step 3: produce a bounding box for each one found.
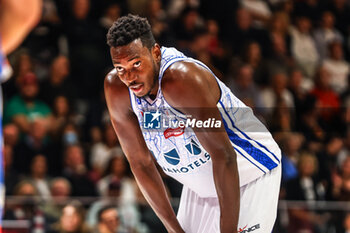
[161,61,220,108]
[104,69,132,117]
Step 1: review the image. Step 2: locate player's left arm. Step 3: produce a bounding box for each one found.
[0,0,42,55]
[162,61,240,233]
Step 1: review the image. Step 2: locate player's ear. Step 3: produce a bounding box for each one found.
[151,43,161,63]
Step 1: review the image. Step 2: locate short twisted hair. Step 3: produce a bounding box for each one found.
[107,14,155,49]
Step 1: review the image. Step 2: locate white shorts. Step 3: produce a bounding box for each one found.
[177,165,281,233]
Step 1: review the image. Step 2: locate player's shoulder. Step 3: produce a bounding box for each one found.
[162,61,212,94]
[104,69,128,95]
[104,68,131,111]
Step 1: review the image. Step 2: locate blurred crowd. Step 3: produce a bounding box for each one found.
[3,0,350,232]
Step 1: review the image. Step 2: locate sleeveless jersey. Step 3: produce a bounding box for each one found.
[129,47,281,198]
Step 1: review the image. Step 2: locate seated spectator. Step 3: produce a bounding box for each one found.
[4,72,52,134]
[290,15,319,79]
[297,95,325,152]
[93,205,125,233]
[310,66,340,124]
[226,64,264,111]
[87,180,145,232]
[39,55,77,107]
[280,133,304,183]
[241,0,272,28]
[231,8,270,54]
[51,201,91,233]
[237,41,269,86]
[90,123,120,179]
[97,149,137,204]
[323,41,349,94]
[260,72,294,117]
[27,154,52,200]
[42,177,72,220]
[331,156,350,201]
[343,212,350,233]
[13,118,57,175]
[313,11,343,62]
[50,96,78,142]
[63,144,97,197]
[4,180,55,232]
[285,152,330,233]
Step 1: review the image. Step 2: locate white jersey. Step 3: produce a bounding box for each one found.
[129,47,281,198]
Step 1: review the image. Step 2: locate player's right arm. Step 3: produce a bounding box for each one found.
[104,70,185,233]
[0,0,42,55]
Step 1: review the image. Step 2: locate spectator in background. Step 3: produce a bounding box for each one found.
[240,0,272,28]
[230,8,269,56]
[97,150,137,204]
[266,31,294,79]
[268,11,292,60]
[310,65,340,125]
[27,154,52,200]
[146,0,174,47]
[40,55,76,107]
[313,11,343,62]
[63,144,97,197]
[173,7,205,51]
[93,206,123,233]
[90,123,120,179]
[50,96,77,142]
[4,180,54,233]
[343,212,350,233]
[42,177,72,220]
[99,3,121,31]
[13,118,56,175]
[52,201,91,233]
[261,72,294,117]
[237,41,269,86]
[280,133,304,183]
[4,72,52,133]
[323,41,349,94]
[290,15,319,79]
[286,152,329,233]
[331,156,350,201]
[63,0,106,99]
[88,180,144,233]
[226,64,264,111]
[3,51,34,100]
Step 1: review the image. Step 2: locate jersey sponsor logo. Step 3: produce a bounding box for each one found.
[161,139,211,173]
[238,224,260,233]
[164,148,181,165]
[185,139,201,155]
[143,111,161,129]
[161,153,211,173]
[164,127,185,139]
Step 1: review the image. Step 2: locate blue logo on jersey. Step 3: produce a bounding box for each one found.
[164,148,180,165]
[144,111,161,129]
[185,139,202,155]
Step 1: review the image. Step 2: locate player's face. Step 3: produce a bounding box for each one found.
[110,39,160,97]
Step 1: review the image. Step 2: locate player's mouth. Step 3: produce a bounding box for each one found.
[129,83,144,94]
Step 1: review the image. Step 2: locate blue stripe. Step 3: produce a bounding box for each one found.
[219,102,278,171]
[226,109,281,164]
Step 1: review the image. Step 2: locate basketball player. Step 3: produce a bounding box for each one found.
[0,0,42,229]
[105,14,281,233]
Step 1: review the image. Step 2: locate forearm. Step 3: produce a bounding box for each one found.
[130,158,184,233]
[213,153,240,233]
[0,0,42,54]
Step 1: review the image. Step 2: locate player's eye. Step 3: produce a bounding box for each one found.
[134,61,141,68]
[116,66,125,73]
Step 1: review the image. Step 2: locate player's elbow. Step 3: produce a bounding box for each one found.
[129,154,154,173]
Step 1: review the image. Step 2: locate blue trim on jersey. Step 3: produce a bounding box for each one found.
[226,109,281,164]
[219,101,278,171]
